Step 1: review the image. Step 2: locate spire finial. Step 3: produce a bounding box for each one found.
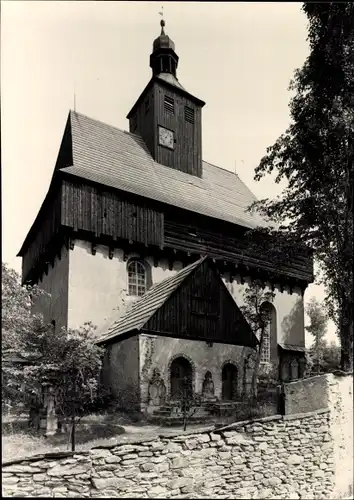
[158,6,165,34]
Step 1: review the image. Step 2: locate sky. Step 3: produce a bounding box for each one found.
[1,1,337,346]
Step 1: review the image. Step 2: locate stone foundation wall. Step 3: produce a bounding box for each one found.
[2,410,337,499]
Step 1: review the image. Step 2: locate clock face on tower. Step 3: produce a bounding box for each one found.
[158,126,174,150]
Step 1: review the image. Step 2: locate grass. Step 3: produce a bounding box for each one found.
[2,411,196,463]
[1,412,136,462]
[2,401,279,463]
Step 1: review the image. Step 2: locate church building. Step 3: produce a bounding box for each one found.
[18,20,312,413]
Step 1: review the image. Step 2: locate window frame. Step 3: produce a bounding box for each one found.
[164,95,175,114]
[184,105,195,124]
[260,321,271,364]
[127,260,147,297]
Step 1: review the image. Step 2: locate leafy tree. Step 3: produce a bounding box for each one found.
[305,297,328,374]
[2,262,46,357]
[14,321,104,449]
[240,280,275,399]
[322,341,341,372]
[2,263,50,408]
[249,3,353,371]
[2,263,104,450]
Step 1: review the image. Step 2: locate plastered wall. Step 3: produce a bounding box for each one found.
[67,239,183,331]
[32,238,305,351]
[32,246,69,332]
[139,334,254,407]
[326,373,353,498]
[101,335,140,410]
[222,273,305,348]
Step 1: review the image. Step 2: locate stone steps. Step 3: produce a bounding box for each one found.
[149,400,248,425]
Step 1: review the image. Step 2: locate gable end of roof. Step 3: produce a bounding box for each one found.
[96,256,207,345]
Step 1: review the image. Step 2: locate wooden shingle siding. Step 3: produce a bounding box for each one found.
[22,186,62,280]
[154,82,202,177]
[61,180,164,247]
[129,87,155,158]
[164,218,313,282]
[145,260,257,347]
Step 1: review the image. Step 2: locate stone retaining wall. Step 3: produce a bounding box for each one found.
[3,373,352,499]
[2,410,336,499]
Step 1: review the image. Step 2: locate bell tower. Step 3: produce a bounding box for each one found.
[127,19,205,178]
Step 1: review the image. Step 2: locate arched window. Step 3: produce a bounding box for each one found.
[260,321,271,363]
[259,302,277,364]
[127,260,148,296]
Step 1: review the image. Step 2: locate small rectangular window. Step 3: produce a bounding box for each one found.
[185,106,195,124]
[164,95,174,114]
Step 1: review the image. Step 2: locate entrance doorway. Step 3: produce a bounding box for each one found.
[222,363,238,400]
[170,357,193,399]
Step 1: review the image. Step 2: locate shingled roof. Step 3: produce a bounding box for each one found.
[60,111,267,230]
[96,257,206,345]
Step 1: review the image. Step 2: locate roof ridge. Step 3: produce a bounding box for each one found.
[202,159,240,178]
[69,110,144,141]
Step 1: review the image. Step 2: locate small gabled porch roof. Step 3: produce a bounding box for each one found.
[96,257,258,349]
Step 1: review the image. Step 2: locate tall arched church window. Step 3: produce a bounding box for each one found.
[127,260,150,296]
[260,320,271,363]
[259,302,277,364]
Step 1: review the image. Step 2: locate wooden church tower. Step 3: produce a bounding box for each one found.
[17,19,312,395]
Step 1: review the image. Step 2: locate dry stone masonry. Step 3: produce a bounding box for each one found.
[2,411,337,499]
[3,373,352,499]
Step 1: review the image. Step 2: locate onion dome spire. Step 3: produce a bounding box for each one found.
[150,17,179,77]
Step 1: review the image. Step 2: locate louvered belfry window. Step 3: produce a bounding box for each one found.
[128,261,146,296]
[164,95,174,114]
[184,106,195,124]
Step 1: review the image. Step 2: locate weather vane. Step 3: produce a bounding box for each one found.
[158,5,165,34]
